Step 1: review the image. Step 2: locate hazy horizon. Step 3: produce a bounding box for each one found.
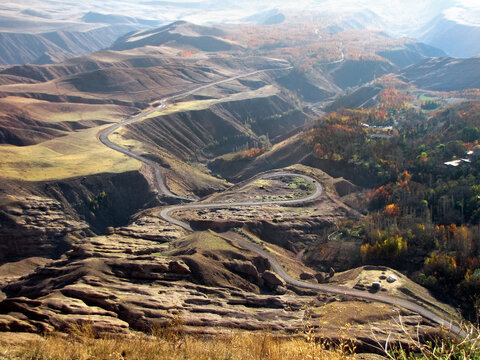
[0,0,479,58]
[2,0,479,29]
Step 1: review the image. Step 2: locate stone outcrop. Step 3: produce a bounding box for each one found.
[315,272,327,283]
[300,272,315,280]
[0,218,313,335]
[224,260,260,283]
[0,169,440,346]
[262,270,286,289]
[0,196,89,264]
[115,215,186,242]
[0,212,441,350]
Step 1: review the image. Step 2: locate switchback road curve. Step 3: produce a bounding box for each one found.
[99,65,292,199]
[98,66,465,338]
[160,172,322,230]
[160,172,465,338]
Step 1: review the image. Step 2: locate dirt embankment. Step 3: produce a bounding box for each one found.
[123,93,308,162]
[37,170,156,233]
[210,133,382,188]
[0,169,156,265]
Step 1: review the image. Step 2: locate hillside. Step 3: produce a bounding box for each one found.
[111,21,242,52]
[0,15,477,356]
[120,88,307,159]
[327,59,395,89]
[0,3,169,66]
[376,42,446,68]
[400,57,480,91]
[0,26,140,66]
[419,14,480,58]
[0,54,293,181]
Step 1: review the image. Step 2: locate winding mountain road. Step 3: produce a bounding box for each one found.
[99,65,292,199]
[160,172,322,230]
[160,172,465,337]
[99,66,465,338]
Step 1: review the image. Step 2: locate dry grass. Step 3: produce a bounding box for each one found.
[0,124,140,181]
[313,301,394,329]
[331,267,457,320]
[108,127,147,152]
[205,177,314,204]
[372,317,480,360]
[1,315,478,360]
[0,321,358,360]
[171,231,238,253]
[285,164,338,195]
[142,85,278,120]
[0,96,124,123]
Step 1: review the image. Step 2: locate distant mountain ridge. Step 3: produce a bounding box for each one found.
[1,1,479,65]
[111,21,242,52]
[376,42,446,68]
[82,12,161,27]
[418,14,480,58]
[0,25,141,66]
[0,8,164,66]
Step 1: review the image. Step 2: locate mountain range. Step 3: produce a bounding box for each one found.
[0,8,480,357]
[0,0,479,66]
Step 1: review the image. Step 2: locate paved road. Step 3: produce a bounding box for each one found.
[328,48,345,65]
[160,171,465,337]
[99,107,176,197]
[160,172,322,230]
[224,231,465,336]
[98,65,465,338]
[99,65,293,199]
[320,43,345,65]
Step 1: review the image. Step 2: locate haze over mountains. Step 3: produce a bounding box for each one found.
[0,0,479,66]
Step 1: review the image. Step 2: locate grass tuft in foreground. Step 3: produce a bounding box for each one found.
[0,319,356,360]
[3,318,480,359]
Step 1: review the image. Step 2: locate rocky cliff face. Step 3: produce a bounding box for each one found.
[0,196,89,264]
[0,167,161,284]
[0,210,439,351]
[38,170,156,234]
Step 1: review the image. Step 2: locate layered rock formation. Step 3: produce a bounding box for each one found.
[0,165,448,354]
[0,196,89,264]
[0,211,438,351]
